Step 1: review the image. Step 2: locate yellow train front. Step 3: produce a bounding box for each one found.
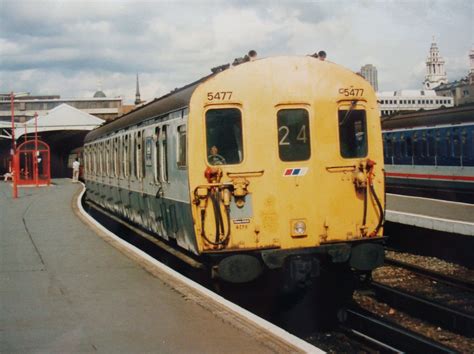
[84,55,385,288]
[188,56,385,284]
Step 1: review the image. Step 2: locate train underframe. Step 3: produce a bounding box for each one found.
[208,239,385,291]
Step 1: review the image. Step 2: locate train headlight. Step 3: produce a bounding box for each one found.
[291,219,307,237]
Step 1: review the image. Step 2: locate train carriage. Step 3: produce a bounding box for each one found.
[84,56,385,285]
[382,106,474,202]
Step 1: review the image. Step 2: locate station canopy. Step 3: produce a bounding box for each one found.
[12,103,105,140]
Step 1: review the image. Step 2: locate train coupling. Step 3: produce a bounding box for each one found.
[284,255,320,290]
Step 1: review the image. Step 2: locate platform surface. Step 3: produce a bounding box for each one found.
[0,180,285,353]
[386,193,474,236]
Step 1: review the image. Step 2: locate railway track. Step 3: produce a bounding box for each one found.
[341,307,457,353]
[84,198,471,351]
[370,281,474,337]
[384,256,474,292]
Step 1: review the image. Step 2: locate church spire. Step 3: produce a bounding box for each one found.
[135,74,141,105]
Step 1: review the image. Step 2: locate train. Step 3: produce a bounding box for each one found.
[82,55,386,288]
[381,106,474,203]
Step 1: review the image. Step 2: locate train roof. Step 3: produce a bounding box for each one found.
[85,55,372,143]
[381,105,474,131]
[84,73,214,143]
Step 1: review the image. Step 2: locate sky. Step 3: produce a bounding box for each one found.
[0,0,472,103]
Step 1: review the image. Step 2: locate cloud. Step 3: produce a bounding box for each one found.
[0,0,472,102]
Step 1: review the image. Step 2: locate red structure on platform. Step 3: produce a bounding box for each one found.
[15,140,51,186]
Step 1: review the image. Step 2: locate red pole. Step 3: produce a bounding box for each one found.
[24,123,29,177]
[34,112,38,187]
[10,92,18,199]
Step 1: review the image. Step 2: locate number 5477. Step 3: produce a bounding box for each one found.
[207,91,233,100]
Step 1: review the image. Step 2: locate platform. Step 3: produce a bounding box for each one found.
[0,179,318,353]
[386,194,474,236]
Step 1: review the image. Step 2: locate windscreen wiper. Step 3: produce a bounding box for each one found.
[339,100,358,126]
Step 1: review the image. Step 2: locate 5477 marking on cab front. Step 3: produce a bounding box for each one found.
[207,91,233,101]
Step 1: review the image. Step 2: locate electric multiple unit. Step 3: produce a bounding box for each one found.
[84,56,385,286]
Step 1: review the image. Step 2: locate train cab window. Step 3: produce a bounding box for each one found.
[177,125,187,168]
[206,108,243,165]
[277,109,310,161]
[338,109,367,158]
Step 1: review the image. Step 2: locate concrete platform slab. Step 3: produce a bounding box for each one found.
[0,180,318,353]
[386,194,474,236]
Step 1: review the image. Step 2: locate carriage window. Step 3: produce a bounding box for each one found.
[427,131,435,157]
[206,108,243,165]
[393,136,401,158]
[114,137,120,177]
[413,133,420,157]
[277,109,310,161]
[385,134,394,157]
[405,136,413,157]
[177,125,187,168]
[131,134,136,178]
[162,125,168,182]
[136,131,144,179]
[338,109,367,158]
[117,136,122,178]
[453,130,461,158]
[145,137,153,168]
[124,135,130,178]
[461,129,468,157]
[154,127,161,183]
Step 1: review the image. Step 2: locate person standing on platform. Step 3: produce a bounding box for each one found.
[72,158,80,183]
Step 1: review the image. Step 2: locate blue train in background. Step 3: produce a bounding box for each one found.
[381,105,474,203]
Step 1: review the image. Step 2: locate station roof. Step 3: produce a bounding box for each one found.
[11,103,105,140]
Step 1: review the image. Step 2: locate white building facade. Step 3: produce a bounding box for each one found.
[377,90,453,116]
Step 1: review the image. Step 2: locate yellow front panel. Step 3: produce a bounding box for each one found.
[187,57,384,254]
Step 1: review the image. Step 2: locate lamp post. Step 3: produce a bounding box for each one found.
[34,112,39,187]
[10,92,18,199]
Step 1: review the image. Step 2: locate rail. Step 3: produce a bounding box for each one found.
[342,307,456,353]
[371,281,474,337]
[384,256,474,292]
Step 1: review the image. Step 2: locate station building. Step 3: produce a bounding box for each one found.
[377,90,454,116]
[434,48,474,106]
[0,104,104,178]
[0,91,123,123]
